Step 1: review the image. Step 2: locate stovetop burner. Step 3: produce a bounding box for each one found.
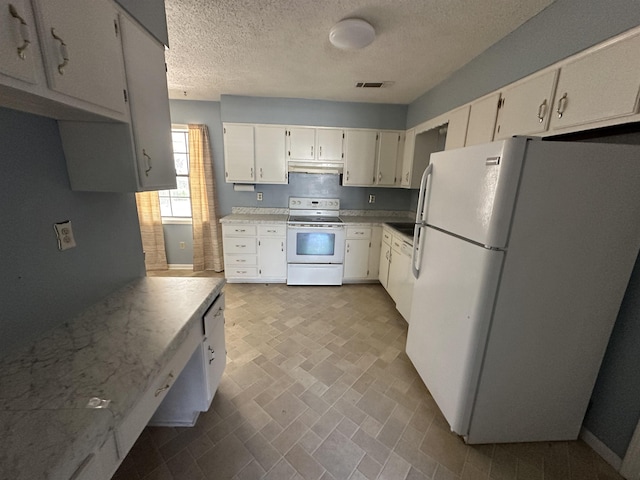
[288,215,342,224]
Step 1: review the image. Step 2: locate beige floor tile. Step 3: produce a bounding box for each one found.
[312,429,365,479]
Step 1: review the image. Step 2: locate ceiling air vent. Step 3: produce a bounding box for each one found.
[355,81,394,88]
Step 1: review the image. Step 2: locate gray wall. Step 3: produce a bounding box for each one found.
[0,107,144,354]
[169,97,414,218]
[163,223,194,265]
[407,0,640,127]
[406,0,640,459]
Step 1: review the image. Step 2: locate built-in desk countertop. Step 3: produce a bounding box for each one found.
[0,276,225,480]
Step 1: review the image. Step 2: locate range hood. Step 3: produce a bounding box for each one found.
[288,160,344,175]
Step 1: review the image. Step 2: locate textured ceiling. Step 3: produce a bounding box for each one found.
[164,0,555,104]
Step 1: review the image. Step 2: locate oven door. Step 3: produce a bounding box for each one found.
[286,225,345,264]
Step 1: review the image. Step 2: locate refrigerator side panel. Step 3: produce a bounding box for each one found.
[427,138,527,248]
[467,141,640,444]
[406,227,504,435]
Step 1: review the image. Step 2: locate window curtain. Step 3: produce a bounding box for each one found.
[188,124,224,272]
[135,191,168,270]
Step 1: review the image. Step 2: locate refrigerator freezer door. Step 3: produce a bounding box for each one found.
[426,138,527,248]
[406,227,504,435]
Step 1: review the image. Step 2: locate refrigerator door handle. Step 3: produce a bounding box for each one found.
[412,164,433,279]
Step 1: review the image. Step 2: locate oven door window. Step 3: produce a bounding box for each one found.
[296,232,335,256]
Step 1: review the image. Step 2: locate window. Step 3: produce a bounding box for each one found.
[159,129,192,219]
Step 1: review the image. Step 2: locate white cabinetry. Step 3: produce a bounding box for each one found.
[343,226,381,282]
[379,228,392,288]
[375,131,402,186]
[0,0,38,85]
[288,127,344,162]
[494,70,558,140]
[223,223,287,282]
[255,125,288,184]
[444,105,470,150]
[549,31,640,132]
[399,128,415,188]
[58,11,175,192]
[387,235,414,322]
[343,129,378,186]
[465,92,500,146]
[257,225,287,280]
[33,0,126,115]
[224,124,255,183]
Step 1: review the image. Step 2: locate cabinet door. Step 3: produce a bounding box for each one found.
[344,129,377,186]
[379,241,391,288]
[202,310,226,407]
[368,227,382,280]
[549,32,640,131]
[376,131,401,186]
[255,125,287,184]
[494,70,558,140]
[120,15,175,190]
[224,124,255,182]
[400,128,416,187]
[465,93,500,146]
[34,0,126,114]
[288,127,316,160]
[316,128,343,161]
[258,237,286,278]
[344,239,370,279]
[0,0,38,84]
[444,105,470,150]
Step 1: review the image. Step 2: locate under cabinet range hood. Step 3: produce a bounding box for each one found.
[288,160,344,175]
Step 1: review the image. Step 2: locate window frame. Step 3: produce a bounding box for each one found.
[160,126,193,224]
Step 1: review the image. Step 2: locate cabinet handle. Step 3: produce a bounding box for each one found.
[537,99,547,123]
[237,270,247,274]
[319,146,322,157]
[556,93,568,118]
[236,228,246,232]
[346,170,349,181]
[235,244,246,248]
[281,241,284,252]
[50,28,69,75]
[154,372,174,397]
[143,149,152,176]
[260,167,263,178]
[237,259,246,263]
[405,172,409,182]
[378,172,382,182]
[310,145,314,157]
[250,167,254,178]
[9,4,31,60]
[208,346,216,364]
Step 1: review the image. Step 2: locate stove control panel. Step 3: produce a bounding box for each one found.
[289,197,340,211]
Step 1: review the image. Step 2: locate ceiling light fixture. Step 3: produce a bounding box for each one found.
[329,18,375,50]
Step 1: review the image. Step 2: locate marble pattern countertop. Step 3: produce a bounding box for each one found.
[0,277,225,480]
[220,209,415,226]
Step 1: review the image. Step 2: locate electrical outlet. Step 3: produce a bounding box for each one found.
[257,192,263,201]
[54,220,76,251]
[369,194,375,204]
[179,242,186,249]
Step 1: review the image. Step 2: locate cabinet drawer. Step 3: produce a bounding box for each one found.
[224,254,257,266]
[226,267,259,277]
[346,226,371,239]
[258,224,286,236]
[116,322,201,457]
[391,234,410,253]
[382,229,392,245]
[223,238,257,254]
[223,225,257,236]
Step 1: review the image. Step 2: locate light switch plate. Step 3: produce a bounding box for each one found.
[54,220,77,251]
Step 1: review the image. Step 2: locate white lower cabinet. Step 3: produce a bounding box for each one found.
[223,223,287,282]
[387,236,414,322]
[378,228,392,288]
[343,226,381,282]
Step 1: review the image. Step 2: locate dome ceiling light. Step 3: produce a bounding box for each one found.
[329,19,375,50]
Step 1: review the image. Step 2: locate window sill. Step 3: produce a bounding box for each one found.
[161,217,193,225]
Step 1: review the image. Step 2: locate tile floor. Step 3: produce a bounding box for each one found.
[114,278,624,480]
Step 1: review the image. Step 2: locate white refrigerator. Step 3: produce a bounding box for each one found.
[406,137,640,444]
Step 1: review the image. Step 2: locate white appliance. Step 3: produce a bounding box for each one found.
[406,137,640,444]
[287,197,345,285]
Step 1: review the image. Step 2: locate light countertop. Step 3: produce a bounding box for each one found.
[0,276,225,480]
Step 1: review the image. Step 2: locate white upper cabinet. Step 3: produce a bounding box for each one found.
[465,92,500,146]
[343,129,377,186]
[0,0,38,84]
[494,70,558,140]
[119,14,174,190]
[400,128,416,188]
[224,124,255,183]
[255,125,287,184]
[288,127,316,161]
[33,0,126,114]
[444,105,470,150]
[316,128,344,161]
[376,131,401,186]
[549,31,640,132]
